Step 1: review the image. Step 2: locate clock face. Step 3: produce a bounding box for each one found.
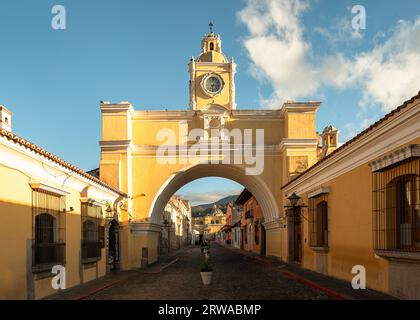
[203,75,223,95]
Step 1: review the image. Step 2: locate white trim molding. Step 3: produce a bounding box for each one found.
[130,221,162,235]
[80,197,103,207]
[308,187,330,199]
[29,182,69,197]
[279,138,319,151]
[100,140,134,152]
[369,144,420,172]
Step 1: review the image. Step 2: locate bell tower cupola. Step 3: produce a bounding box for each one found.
[189,22,236,111]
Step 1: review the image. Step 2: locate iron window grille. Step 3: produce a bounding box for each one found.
[32,190,66,270]
[246,202,254,219]
[81,202,103,263]
[373,158,420,252]
[308,194,328,248]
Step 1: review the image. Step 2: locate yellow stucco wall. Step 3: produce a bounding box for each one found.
[301,164,389,293]
[297,137,420,295]
[0,164,110,299]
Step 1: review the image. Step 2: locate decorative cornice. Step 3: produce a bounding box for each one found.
[131,143,282,156]
[308,187,330,199]
[279,138,319,151]
[369,144,420,172]
[99,140,134,151]
[130,221,162,234]
[80,197,103,207]
[133,110,195,120]
[29,182,70,197]
[230,110,283,118]
[280,102,320,116]
[100,102,134,115]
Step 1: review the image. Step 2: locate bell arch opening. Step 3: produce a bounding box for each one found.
[148,163,279,225]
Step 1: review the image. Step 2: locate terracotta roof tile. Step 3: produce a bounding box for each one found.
[0,129,127,197]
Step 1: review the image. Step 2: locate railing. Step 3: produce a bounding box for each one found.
[33,242,65,266]
[82,240,102,261]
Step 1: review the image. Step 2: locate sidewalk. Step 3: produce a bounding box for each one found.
[219,242,395,300]
[45,248,183,300]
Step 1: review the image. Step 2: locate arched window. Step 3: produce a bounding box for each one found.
[316,201,328,247]
[81,202,103,262]
[34,213,58,265]
[387,174,420,250]
[35,213,56,244]
[210,42,214,51]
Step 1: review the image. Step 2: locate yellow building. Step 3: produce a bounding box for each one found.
[204,205,227,237]
[282,92,420,299]
[99,28,321,268]
[0,105,127,300]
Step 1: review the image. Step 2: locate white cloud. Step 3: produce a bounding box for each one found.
[238,0,420,113]
[315,12,364,45]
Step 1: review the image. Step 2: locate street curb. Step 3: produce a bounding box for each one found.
[218,243,352,301]
[279,271,352,300]
[75,257,180,300]
[141,257,180,274]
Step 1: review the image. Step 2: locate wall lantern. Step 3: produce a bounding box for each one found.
[287,192,301,207]
[284,192,308,220]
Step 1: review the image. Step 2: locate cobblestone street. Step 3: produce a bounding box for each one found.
[47,243,392,300]
[86,244,329,300]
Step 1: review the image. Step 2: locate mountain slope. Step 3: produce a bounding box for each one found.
[191,194,239,217]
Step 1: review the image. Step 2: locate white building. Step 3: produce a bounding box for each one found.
[160,195,192,253]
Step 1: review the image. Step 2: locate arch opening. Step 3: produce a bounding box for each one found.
[148,164,279,225]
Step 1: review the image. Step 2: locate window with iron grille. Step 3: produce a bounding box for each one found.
[245,201,254,219]
[373,158,420,252]
[81,202,103,263]
[308,194,328,248]
[32,190,66,270]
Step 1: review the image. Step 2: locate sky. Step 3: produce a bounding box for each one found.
[1,0,419,205]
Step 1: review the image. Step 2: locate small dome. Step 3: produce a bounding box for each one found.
[322,125,338,133]
[198,51,227,63]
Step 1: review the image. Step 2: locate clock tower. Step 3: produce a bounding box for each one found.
[189,23,236,111]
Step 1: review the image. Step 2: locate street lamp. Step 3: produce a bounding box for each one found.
[287,192,301,207]
[284,192,308,220]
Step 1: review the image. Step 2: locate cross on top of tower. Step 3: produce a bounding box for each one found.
[209,21,214,33]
